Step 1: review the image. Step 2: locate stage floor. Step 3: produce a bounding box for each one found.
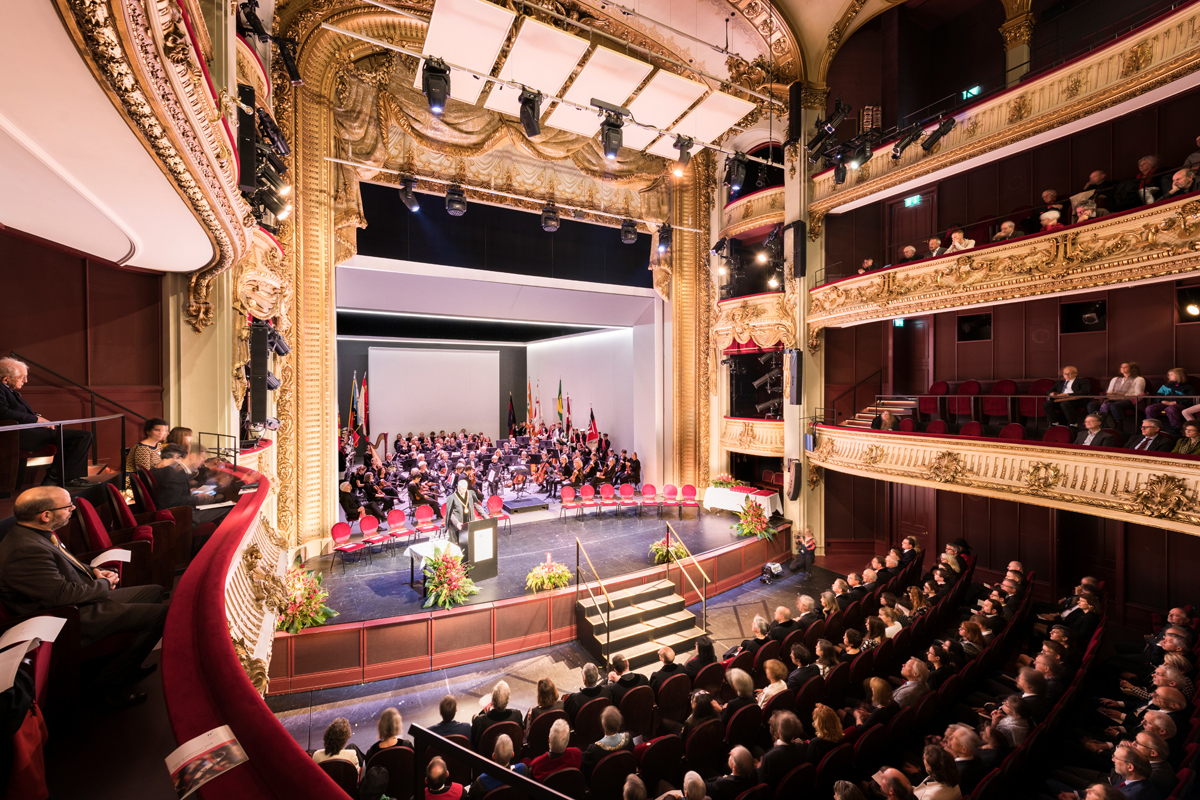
[307,509,769,623]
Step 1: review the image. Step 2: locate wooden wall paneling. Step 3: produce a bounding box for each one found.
[0,234,89,383]
[885,188,937,262]
[965,163,1000,241]
[824,212,856,279]
[934,313,957,382]
[937,174,969,234]
[1111,105,1159,177]
[992,303,1026,380]
[855,322,883,384]
[826,327,858,385]
[961,494,993,570]
[1069,124,1113,188]
[855,204,885,273]
[87,261,162,387]
[1157,92,1200,167]
[935,492,962,556]
[824,17,884,144]
[1023,299,1059,379]
[1058,331,1107,381]
[1124,522,1167,612]
[1166,530,1200,612]
[1030,139,1073,205]
[1108,283,1175,376]
[1176,321,1200,375]
[824,470,856,540]
[989,498,1021,569]
[853,475,880,541]
[996,153,1033,217]
[955,340,993,382]
[1016,505,1053,588]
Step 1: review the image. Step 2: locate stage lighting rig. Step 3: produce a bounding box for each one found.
[753,367,782,389]
[756,397,783,413]
[519,88,542,137]
[399,177,420,212]
[256,108,290,157]
[672,135,693,176]
[767,271,781,289]
[710,237,729,258]
[600,112,624,160]
[891,124,923,161]
[445,185,467,216]
[238,0,269,42]
[423,58,450,115]
[541,204,560,232]
[922,117,956,151]
[657,223,673,253]
[620,219,637,244]
[807,98,849,162]
[724,152,748,192]
[269,36,303,86]
[266,325,290,356]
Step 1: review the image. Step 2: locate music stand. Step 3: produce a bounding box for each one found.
[467,518,498,580]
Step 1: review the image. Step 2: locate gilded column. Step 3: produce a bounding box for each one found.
[999,0,1035,86]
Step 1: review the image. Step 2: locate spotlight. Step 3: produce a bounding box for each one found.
[833,160,847,185]
[1188,304,1200,316]
[445,186,466,216]
[756,251,768,263]
[600,112,623,160]
[269,36,303,86]
[757,352,777,365]
[657,223,672,253]
[238,0,269,42]
[891,125,922,161]
[756,397,783,413]
[541,204,560,232]
[620,219,637,244]
[1082,312,1099,325]
[519,88,542,137]
[718,265,727,276]
[724,152,748,192]
[849,141,872,170]
[266,326,290,356]
[806,98,849,161]
[256,108,291,157]
[672,135,693,175]
[710,237,729,258]
[258,188,291,218]
[399,177,420,212]
[922,117,956,152]
[423,58,451,115]
[265,371,282,391]
[768,271,780,288]
[260,162,290,196]
[753,367,782,389]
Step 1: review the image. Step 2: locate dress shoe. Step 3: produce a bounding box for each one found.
[100,689,148,710]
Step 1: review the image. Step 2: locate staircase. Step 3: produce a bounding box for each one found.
[844,398,918,429]
[576,579,707,669]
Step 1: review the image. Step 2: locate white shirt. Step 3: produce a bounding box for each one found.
[1062,378,1074,393]
[913,778,963,800]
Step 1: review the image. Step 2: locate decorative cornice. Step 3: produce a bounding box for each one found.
[808,426,1200,536]
[713,283,800,356]
[721,417,785,456]
[808,197,1200,335]
[1000,13,1035,50]
[807,4,1200,216]
[721,186,786,239]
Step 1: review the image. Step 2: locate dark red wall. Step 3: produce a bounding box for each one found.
[0,229,163,467]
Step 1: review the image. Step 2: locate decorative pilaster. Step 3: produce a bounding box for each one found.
[999,0,1035,86]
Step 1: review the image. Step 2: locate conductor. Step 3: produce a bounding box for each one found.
[444,479,484,564]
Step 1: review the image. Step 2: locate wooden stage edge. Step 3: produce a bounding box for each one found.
[266,522,792,695]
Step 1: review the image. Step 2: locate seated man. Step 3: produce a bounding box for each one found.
[786,644,820,693]
[152,444,233,529]
[580,707,633,780]
[857,258,876,275]
[768,605,798,643]
[0,357,93,487]
[426,756,465,800]
[564,663,612,722]
[467,735,525,800]
[430,695,472,739]
[1076,414,1118,447]
[992,221,1018,241]
[528,719,581,782]
[925,238,947,259]
[703,746,758,800]
[471,681,523,745]
[649,646,684,695]
[1126,419,1174,452]
[0,486,168,707]
[898,245,920,263]
[1163,169,1194,201]
[794,596,822,632]
[1044,366,1091,428]
[606,653,650,707]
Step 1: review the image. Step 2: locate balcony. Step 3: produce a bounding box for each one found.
[720,185,786,240]
[807,194,1200,336]
[807,2,1200,222]
[806,424,1200,536]
[721,417,785,456]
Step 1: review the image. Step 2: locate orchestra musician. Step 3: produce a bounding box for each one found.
[568,458,584,489]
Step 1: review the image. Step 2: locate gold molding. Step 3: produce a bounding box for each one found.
[721,186,786,239]
[712,287,799,352]
[808,197,1200,333]
[721,417,785,456]
[232,229,293,407]
[809,426,1200,537]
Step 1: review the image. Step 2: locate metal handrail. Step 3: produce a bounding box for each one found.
[0,413,126,491]
[666,521,711,584]
[829,370,883,425]
[0,413,124,431]
[576,537,615,664]
[663,523,707,632]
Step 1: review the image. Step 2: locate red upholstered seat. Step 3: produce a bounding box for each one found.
[128,474,212,562]
[925,419,947,435]
[640,483,659,516]
[359,515,393,557]
[413,505,441,535]
[559,486,582,519]
[660,484,681,518]
[617,483,640,514]
[1020,378,1056,421]
[959,421,984,437]
[680,484,700,514]
[982,379,1017,419]
[1042,426,1071,444]
[898,417,915,432]
[999,423,1026,440]
[598,483,619,513]
[948,380,981,417]
[918,381,949,419]
[578,484,601,514]
[330,521,367,573]
[486,495,511,533]
[74,496,166,589]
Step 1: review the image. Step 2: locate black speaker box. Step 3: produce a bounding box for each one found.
[248,320,270,424]
[792,220,807,278]
[237,84,257,194]
[787,349,801,405]
[788,82,803,144]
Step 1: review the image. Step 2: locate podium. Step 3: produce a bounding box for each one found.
[467,518,498,580]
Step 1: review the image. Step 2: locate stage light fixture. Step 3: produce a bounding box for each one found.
[757,352,778,365]
[753,367,782,389]
[399,177,420,212]
[657,223,673,253]
[710,237,729,258]
[806,98,849,160]
[891,125,922,161]
[270,36,303,86]
[600,113,624,160]
[718,265,727,276]
[620,219,637,244]
[756,397,783,413]
[256,108,291,157]
[423,58,451,115]
[756,251,768,263]
[1189,303,1200,316]
[260,163,290,196]
[672,135,693,176]
[258,188,290,218]
[922,117,956,151]
[833,159,847,185]
[519,88,543,137]
[849,141,872,170]
[768,271,780,288]
[266,326,290,356]
[238,0,269,42]
[724,152,747,192]
[265,371,282,391]
[445,185,467,216]
[541,204,560,232]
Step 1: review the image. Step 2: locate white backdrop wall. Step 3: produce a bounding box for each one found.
[368,348,502,440]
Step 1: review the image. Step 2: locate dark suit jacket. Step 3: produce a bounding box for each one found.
[874,567,895,584]
[805,736,838,766]
[795,612,822,633]
[607,672,649,708]
[470,707,523,745]
[580,734,633,780]
[1066,609,1100,643]
[704,773,757,800]
[151,463,200,509]
[683,655,716,682]
[1125,434,1174,452]
[955,758,988,795]
[786,664,820,694]
[769,618,799,643]
[925,247,947,258]
[564,684,611,722]
[1049,377,1091,399]
[720,695,756,728]
[0,384,39,424]
[650,661,685,695]
[429,719,472,740]
[757,742,805,788]
[834,592,855,611]
[899,549,916,564]
[1076,429,1118,447]
[0,524,116,645]
[1118,778,1162,800]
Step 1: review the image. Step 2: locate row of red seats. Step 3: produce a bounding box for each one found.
[559,483,700,520]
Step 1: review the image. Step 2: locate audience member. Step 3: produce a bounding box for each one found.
[581,707,633,779]
[1172,421,1200,454]
[959,621,985,659]
[313,717,362,772]
[795,596,822,631]
[926,645,956,690]
[757,710,806,788]
[1118,156,1162,208]
[1183,135,1200,175]
[128,417,169,473]
[1044,366,1091,428]
[992,221,1017,241]
[472,681,523,745]
[874,767,918,800]
[606,655,650,707]
[1145,368,1192,432]
[152,444,233,528]
[680,690,721,741]
[426,756,464,800]
[1079,170,1117,211]
[786,643,819,692]
[872,410,900,430]
[941,724,987,794]
[431,695,472,739]
[926,238,947,259]
[899,245,921,263]
[842,677,899,730]
[1074,202,1108,223]
[0,357,94,487]
[1164,169,1194,201]
[683,637,717,681]
[912,744,962,800]
[816,640,841,678]
[364,708,411,761]
[945,228,975,253]
[857,258,877,275]
[721,668,757,727]
[808,703,845,763]
[1074,415,1117,447]
[468,734,525,799]
[840,629,864,662]
[723,615,770,660]
[1088,362,1144,428]
[1040,210,1065,232]
[527,678,565,728]
[704,746,757,800]
[1126,419,1174,452]
[565,664,611,721]
[624,775,647,800]
[768,605,799,642]
[758,659,789,707]
[528,719,581,781]
[894,658,931,708]
[835,781,869,800]
[650,647,684,694]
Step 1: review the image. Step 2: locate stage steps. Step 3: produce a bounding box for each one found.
[575,579,706,670]
[844,398,918,428]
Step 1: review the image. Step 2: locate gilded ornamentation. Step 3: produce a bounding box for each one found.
[1008,94,1032,124]
[1024,462,1062,494]
[725,54,796,94]
[231,632,270,695]
[807,324,823,356]
[862,445,885,466]
[1121,39,1156,78]
[232,230,292,405]
[807,464,823,490]
[711,292,797,356]
[721,186,785,238]
[1064,71,1085,99]
[963,117,980,139]
[814,435,836,463]
[818,0,871,84]
[720,418,785,456]
[1126,474,1194,519]
[999,15,1035,50]
[925,451,972,484]
[799,83,830,111]
[785,142,799,181]
[808,211,825,242]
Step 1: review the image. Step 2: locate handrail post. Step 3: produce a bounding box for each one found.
[89,394,98,464]
[57,424,65,489]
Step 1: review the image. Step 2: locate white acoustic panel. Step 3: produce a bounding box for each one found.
[648,90,756,158]
[484,19,589,118]
[544,47,651,136]
[369,348,501,441]
[414,0,515,106]
[624,71,707,151]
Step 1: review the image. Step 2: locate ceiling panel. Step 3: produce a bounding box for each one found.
[544,47,652,137]
[483,19,589,118]
[646,90,755,159]
[413,0,516,106]
[624,71,708,151]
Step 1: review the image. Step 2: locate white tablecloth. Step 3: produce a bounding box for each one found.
[703,487,782,517]
[402,540,462,562]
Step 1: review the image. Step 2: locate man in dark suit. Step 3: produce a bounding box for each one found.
[564,663,612,722]
[605,653,649,707]
[650,646,685,695]
[1044,366,1091,428]
[430,695,473,739]
[757,712,806,789]
[793,596,821,633]
[925,237,947,259]
[846,573,867,601]
[944,724,988,795]
[0,358,93,487]
[832,579,855,611]
[152,444,233,529]
[768,606,798,643]
[1126,419,1174,452]
[1076,414,1118,447]
[785,644,820,693]
[704,746,758,800]
[471,681,524,745]
[858,568,880,596]
[0,486,167,707]
[723,615,771,660]
[897,245,921,263]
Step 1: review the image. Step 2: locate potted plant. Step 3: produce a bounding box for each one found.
[276,568,339,633]
[732,499,776,542]
[526,553,571,593]
[423,545,480,611]
[649,536,688,564]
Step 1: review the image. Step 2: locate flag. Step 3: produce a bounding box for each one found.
[565,394,571,431]
[361,372,369,436]
[347,371,360,446]
[535,381,542,425]
[526,379,534,428]
[556,380,563,425]
[586,408,599,444]
[508,393,516,436]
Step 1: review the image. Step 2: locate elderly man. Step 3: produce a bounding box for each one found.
[467,734,526,800]
[794,596,821,632]
[1076,414,1118,447]
[529,719,581,781]
[444,478,484,562]
[1046,744,1161,800]
[1075,201,1108,223]
[1164,169,1195,200]
[471,681,523,745]
[704,746,758,800]
[580,707,633,780]
[650,646,684,694]
[723,615,771,660]
[768,605,798,643]
[898,245,920,263]
[1126,419,1174,452]
[942,724,988,794]
[0,357,93,487]
[0,486,167,707]
[925,237,947,259]
[654,771,706,800]
[1080,169,1117,208]
[992,220,1018,241]
[564,663,612,722]
[832,579,855,611]
[426,756,465,800]
[1045,366,1091,428]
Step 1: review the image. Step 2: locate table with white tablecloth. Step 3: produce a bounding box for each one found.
[702,486,783,517]
[402,539,462,592]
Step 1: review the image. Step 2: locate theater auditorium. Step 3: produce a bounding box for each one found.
[2,0,1200,798]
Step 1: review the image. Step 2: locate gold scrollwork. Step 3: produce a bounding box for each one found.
[1008,94,1032,124]
[1024,462,1062,494]
[1125,474,1194,519]
[807,464,823,490]
[925,451,972,484]
[862,445,886,466]
[231,631,270,695]
[1121,38,1156,78]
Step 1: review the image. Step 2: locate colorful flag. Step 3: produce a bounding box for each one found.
[347,371,360,446]
[508,393,516,436]
[586,408,599,444]
[526,379,534,428]
[534,381,542,426]
[556,380,563,424]
[361,372,369,436]
[565,394,571,431]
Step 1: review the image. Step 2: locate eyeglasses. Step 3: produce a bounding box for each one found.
[47,503,76,512]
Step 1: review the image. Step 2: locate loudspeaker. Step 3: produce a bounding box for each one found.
[788,81,803,144]
[792,220,807,278]
[786,458,801,501]
[237,83,257,194]
[787,349,801,404]
[248,320,270,424]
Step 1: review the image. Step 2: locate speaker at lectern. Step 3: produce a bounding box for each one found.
[467,518,498,580]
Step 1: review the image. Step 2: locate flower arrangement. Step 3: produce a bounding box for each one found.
[710,473,745,489]
[649,536,688,564]
[276,568,339,634]
[732,499,776,541]
[526,553,571,593]
[423,545,480,611]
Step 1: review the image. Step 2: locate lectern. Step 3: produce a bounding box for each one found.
[467,518,498,580]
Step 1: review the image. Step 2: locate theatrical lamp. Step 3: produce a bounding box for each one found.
[806,98,849,160]
[891,124,923,161]
[724,152,748,192]
[756,397,783,413]
[720,356,736,367]
[423,58,451,115]
[849,140,873,170]
[258,159,289,196]
[1188,303,1200,317]
[238,0,269,42]
[657,223,673,253]
[541,204,560,232]
[270,36,303,86]
[758,352,777,364]
[833,160,848,185]
[922,117,956,151]
[265,371,282,391]
[600,112,624,160]
[399,177,420,212]
[710,237,729,258]
[256,108,291,157]
[266,325,290,356]
[756,250,769,264]
[519,88,542,137]
[445,185,467,216]
[753,367,782,389]
[718,265,727,276]
[672,135,693,176]
[767,271,780,289]
[258,187,291,220]
[620,219,638,244]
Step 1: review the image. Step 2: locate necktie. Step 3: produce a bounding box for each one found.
[1137,437,1150,451]
[50,533,96,579]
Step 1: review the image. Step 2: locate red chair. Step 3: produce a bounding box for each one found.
[619,684,655,741]
[578,484,601,515]
[559,486,582,519]
[660,484,681,518]
[640,483,659,517]
[680,484,701,516]
[365,745,415,800]
[1020,378,1056,423]
[683,718,723,772]
[360,514,393,558]
[761,688,795,721]
[104,482,188,569]
[413,505,442,536]
[925,419,947,435]
[485,495,511,534]
[525,708,568,758]
[617,484,641,515]
[959,421,984,437]
[590,750,635,800]
[981,379,1017,420]
[898,417,915,432]
[570,697,611,748]
[725,703,762,748]
[917,381,949,421]
[814,743,853,791]
[386,508,410,547]
[948,380,981,418]
[73,496,166,590]
[330,521,368,573]
[598,484,619,515]
[1103,427,1122,443]
[129,474,215,559]
[775,764,815,800]
[1042,426,1071,444]
[692,661,726,693]
[999,423,1026,440]
[317,759,359,796]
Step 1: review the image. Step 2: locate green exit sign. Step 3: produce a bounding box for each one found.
[904,195,922,208]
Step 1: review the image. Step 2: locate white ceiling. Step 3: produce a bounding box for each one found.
[0,0,213,271]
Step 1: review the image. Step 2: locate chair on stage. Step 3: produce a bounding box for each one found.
[598,484,619,515]
[659,484,681,518]
[412,505,442,539]
[360,514,393,558]
[330,521,368,573]
[386,508,410,547]
[578,485,601,516]
[617,484,641,515]
[485,495,511,534]
[559,486,582,519]
[640,483,659,517]
[680,485,700,517]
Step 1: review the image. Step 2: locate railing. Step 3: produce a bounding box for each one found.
[663,522,709,632]
[575,537,615,663]
[0,413,126,490]
[868,391,1198,431]
[410,725,570,800]
[829,370,883,426]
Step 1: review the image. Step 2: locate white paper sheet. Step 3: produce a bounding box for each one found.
[0,615,65,652]
[165,725,249,799]
[90,548,133,567]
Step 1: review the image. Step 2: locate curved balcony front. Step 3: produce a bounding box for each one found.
[721,185,785,240]
[806,424,1200,537]
[722,416,785,456]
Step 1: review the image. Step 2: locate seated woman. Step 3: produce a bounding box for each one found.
[861,617,887,652]
[925,645,956,690]
[871,410,899,430]
[683,636,717,682]
[720,668,757,728]
[912,744,963,800]
[313,717,363,773]
[819,592,839,619]
[1173,421,1200,455]
[525,678,563,730]
[757,659,789,708]
[805,704,845,766]
[839,677,899,731]
[945,228,975,253]
[815,639,840,679]
[1146,367,1194,432]
[1088,361,1145,429]
[365,708,412,762]
[1040,210,1065,232]
[959,621,986,659]
[988,695,1031,748]
[907,586,930,620]
[879,607,904,639]
[838,629,864,663]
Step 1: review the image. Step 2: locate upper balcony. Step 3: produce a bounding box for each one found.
[721,185,786,240]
